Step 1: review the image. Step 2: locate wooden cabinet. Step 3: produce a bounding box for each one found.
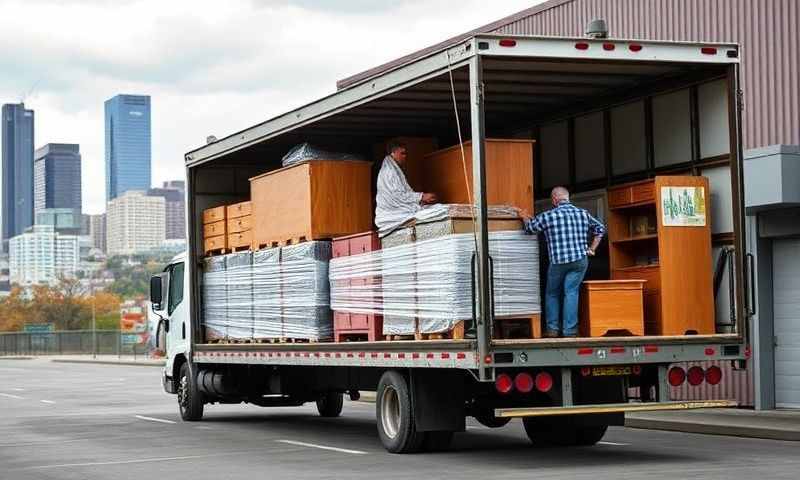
[580,280,645,337]
[607,176,714,335]
[250,160,374,249]
[226,201,252,219]
[415,139,535,212]
[204,220,226,238]
[203,206,226,224]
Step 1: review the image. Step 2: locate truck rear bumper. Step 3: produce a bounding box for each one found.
[495,399,737,418]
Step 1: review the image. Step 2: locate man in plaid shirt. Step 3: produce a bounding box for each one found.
[521,187,606,338]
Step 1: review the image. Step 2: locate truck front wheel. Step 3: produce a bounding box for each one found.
[316,392,343,417]
[522,418,607,446]
[376,371,425,453]
[177,362,204,421]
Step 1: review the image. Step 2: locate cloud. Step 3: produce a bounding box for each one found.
[1,0,541,213]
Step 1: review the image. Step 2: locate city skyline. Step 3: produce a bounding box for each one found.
[0,1,534,214]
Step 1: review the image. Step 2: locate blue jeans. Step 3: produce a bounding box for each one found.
[545,257,589,335]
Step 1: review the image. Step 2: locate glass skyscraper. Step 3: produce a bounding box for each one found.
[34,143,82,218]
[104,94,151,201]
[2,103,35,250]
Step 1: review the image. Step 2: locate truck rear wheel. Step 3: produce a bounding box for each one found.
[522,418,607,446]
[178,362,204,421]
[316,392,343,417]
[376,371,425,454]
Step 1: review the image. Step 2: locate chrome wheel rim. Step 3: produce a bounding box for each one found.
[381,385,401,439]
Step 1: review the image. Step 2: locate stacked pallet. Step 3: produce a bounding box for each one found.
[331,231,383,342]
[203,206,228,255]
[226,201,252,252]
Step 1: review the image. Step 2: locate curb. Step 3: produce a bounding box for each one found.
[51,359,165,368]
[625,416,800,441]
[357,391,376,403]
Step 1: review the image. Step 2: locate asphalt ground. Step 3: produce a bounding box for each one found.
[2,358,799,480]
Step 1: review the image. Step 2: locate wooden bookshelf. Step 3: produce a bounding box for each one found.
[607,176,714,336]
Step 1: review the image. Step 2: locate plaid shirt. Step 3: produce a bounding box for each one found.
[524,201,606,265]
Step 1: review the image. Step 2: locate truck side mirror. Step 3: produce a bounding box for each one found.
[150,274,165,310]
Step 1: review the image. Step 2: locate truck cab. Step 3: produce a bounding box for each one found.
[151,252,190,396]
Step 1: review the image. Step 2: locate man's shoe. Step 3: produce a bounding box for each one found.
[464,329,477,339]
[543,330,559,338]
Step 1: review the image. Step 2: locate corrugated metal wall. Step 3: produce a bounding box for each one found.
[493,0,800,150]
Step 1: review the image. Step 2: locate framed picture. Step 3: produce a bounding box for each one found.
[661,186,706,227]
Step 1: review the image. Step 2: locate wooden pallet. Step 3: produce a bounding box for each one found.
[255,236,310,250]
[419,321,466,340]
[251,337,321,344]
[495,314,542,340]
[384,334,417,341]
[204,248,228,257]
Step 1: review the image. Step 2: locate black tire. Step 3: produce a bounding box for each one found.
[376,370,425,454]
[316,392,344,418]
[474,410,512,428]
[522,418,607,447]
[423,431,454,452]
[177,362,204,421]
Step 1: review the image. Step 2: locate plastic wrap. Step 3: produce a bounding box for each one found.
[280,241,333,340]
[202,256,228,340]
[330,230,540,335]
[281,142,362,167]
[252,248,282,338]
[379,203,520,238]
[226,252,254,338]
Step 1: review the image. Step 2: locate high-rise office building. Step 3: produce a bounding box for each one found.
[88,213,106,253]
[34,143,82,219]
[104,94,151,201]
[2,103,35,251]
[147,180,185,240]
[106,190,165,255]
[9,224,79,286]
[35,208,82,236]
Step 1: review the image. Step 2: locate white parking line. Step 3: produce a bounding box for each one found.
[598,441,630,446]
[40,400,56,404]
[134,415,176,424]
[276,439,367,455]
[25,454,218,470]
[11,388,24,391]
[0,393,24,400]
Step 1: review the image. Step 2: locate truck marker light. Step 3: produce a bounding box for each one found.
[484,355,492,364]
[441,353,450,359]
[358,352,365,358]
[687,366,704,386]
[499,39,517,47]
[324,352,331,357]
[575,42,589,50]
[580,367,591,376]
[629,44,643,52]
[602,43,615,51]
[704,347,715,356]
[701,47,717,55]
[644,345,659,353]
[457,352,466,360]
[514,373,534,393]
[398,353,405,359]
[335,353,341,358]
[534,372,553,393]
[668,366,686,386]
[427,353,435,359]
[705,365,722,385]
[346,353,354,358]
[314,352,320,357]
[384,353,391,359]
[632,365,642,375]
[577,348,593,356]
[304,353,310,357]
[370,353,378,358]
[294,353,301,357]
[610,347,625,354]
[412,353,420,359]
[495,374,513,394]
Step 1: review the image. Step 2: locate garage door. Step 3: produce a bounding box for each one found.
[773,239,800,408]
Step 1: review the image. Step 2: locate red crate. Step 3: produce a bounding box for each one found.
[332,231,382,342]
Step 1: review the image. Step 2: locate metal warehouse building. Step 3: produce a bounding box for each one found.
[339,0,799,409]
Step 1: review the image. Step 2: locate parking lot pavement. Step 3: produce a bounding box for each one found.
[2,358,799,480]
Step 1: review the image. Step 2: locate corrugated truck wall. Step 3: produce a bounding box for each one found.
[670,359,755,407]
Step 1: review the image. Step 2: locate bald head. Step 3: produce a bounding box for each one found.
[551,186,570,205]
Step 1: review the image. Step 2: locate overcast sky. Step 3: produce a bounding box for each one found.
[1,0,543,214]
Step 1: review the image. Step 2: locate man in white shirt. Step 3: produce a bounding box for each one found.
[375,142,437,234]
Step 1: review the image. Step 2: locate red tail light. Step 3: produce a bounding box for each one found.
[499,39,517,47]
[687,366,705,386]
[701,47,718,55]
[580,367,592,377]
[632,365,642,375]
[629,44,643,52]
[602,43,615,51]
[668,366,686,386]
[705,365,723,385]
[514,373,534,393]
[535,372,554,393]
[575,42,589,50]
[495,373,513,394]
